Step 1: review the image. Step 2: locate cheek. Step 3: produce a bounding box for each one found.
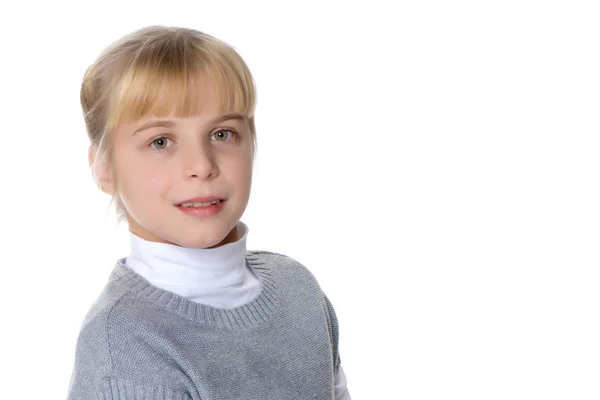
[237,161,254,199]
[120,160,172,199]
[229,155,253,184]
[140,165,172,193]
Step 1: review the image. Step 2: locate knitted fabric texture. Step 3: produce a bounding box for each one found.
[67,251,341,400]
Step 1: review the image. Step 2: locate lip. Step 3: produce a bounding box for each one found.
[177,198,225,218]
[177,196,224,205]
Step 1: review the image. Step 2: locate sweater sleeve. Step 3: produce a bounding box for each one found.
[96,376,192,400]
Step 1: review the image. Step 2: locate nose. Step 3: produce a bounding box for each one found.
[182,143,218,180]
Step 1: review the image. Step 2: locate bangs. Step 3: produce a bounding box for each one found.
[106,37,256,129]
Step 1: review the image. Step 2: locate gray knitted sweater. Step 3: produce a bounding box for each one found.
[66,251,341,399]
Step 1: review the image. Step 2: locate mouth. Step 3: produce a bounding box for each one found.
[177,199,225,208]
[175,198,227,217]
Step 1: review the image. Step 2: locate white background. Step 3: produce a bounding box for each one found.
[0,0,599,398]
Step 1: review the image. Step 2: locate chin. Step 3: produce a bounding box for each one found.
[174,226,236,249]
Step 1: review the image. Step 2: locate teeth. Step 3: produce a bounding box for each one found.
[180,200,220,207]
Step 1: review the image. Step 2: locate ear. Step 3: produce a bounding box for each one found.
[89,146,115,195]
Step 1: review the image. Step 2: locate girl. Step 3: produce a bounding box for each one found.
[66,26,351,400]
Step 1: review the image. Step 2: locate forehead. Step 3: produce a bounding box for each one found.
[108,70,253,131]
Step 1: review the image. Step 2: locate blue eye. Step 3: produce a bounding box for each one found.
[211,130,235,141]
[150,137,173,149]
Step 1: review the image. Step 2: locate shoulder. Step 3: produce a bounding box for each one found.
[248,250,342,372]
[247,249,334,315]
[72,280,131,367]
[247,249,323,288]
[69,280,192,397]
[68,281,132,397]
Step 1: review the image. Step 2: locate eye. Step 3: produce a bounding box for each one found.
[150,137,173,149]
[211,129,235,141]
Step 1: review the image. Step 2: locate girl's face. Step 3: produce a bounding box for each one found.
[108,101,254,249]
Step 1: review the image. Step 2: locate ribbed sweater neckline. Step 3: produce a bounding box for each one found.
[110,252,279,330]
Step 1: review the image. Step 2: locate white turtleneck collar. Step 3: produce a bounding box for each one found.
[124,221,262,309]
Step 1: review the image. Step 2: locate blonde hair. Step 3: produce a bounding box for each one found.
[80,26,257,223]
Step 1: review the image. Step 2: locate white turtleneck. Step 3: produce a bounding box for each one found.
[126,221,261,309]
[125,221,350,400]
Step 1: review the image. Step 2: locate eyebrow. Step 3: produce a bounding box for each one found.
[132,113,247,135]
